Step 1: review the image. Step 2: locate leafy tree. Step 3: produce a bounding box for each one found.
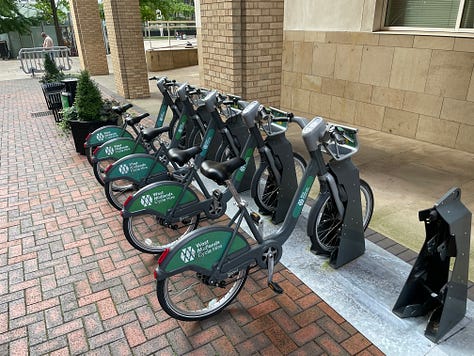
[0,0,37,34]
[31,0,70,46]
[139,0,194,21]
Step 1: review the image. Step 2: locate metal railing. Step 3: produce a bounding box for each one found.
[144,20,196,47]
[18,46,72,76]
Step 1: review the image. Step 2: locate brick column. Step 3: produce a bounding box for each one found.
[103,0,150,99]
[69,0,108,75]
[199,0,284,106]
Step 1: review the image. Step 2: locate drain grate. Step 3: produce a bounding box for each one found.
[31,110,53,118]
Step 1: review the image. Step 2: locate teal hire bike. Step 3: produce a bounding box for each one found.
[153,101,374,321]
[91,82,204,186]
[104,89,242,211]
[84,77,181,166]
[120,96,312,255]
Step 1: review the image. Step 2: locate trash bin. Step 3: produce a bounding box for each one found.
[61,78,79,106]
[61,92,71,109]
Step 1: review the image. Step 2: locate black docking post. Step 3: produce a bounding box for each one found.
[393,187,471,343]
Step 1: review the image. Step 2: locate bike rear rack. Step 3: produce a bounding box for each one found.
[393,187,471,343]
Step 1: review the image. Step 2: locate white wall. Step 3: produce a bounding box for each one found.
[284,0,379,32]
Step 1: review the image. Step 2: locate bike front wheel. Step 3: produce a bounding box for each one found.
[122,213,199,254]
[251,152,307,215]
[310,179,374,254]
[156,268,248,321]
[104,179,140,210]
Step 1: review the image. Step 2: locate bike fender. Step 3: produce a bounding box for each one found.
[85,125,133,147]
[105,153,168,184]
[122,181,199,217]
[94,137,147,162]
[156,227,250,279]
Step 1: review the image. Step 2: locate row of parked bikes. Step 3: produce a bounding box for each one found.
[83,76,374,321]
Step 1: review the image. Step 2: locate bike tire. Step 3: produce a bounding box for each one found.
[251,152,307,215]
[310,179,374,254]
[156,267,248,321]
[104,179,140,211]
[85,146,97,166]
[215,140,238,162]
[122,213,200,254]
[92,158,115,186]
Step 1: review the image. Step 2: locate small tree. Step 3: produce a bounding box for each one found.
[40,54,64,83]
[74,70,104,122]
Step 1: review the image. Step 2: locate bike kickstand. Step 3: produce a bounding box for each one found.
[267,252,284,294]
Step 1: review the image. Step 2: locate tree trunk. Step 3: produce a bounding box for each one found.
[49,0,64,46]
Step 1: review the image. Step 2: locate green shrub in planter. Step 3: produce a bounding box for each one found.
[59,71,120,154]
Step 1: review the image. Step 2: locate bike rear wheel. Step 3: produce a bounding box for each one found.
[122,213,199,254]
[156,268,248,321]
[85,146,97,166]
[93,158,115,186]
[104,179,140,210]
[310,179,374,254]
[251,152,307,214]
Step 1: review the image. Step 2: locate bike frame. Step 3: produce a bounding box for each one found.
[86,77,176,150]
[156,116,366,282]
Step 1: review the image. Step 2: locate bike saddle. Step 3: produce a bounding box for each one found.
[142,126,170,141]
[112,103,133,114]
[168,146,202,166]
[200,157,245,185]
[124,112,149,125]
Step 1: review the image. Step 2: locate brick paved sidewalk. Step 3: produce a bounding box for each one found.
[0,79,383,355]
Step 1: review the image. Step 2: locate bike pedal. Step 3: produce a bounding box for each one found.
[268,281,284,294]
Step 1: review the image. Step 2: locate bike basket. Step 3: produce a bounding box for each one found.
[323,123,359,161]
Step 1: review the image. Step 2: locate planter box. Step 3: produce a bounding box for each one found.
[70,118,118,155]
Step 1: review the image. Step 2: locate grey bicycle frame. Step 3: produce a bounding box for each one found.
[156,113,365,282]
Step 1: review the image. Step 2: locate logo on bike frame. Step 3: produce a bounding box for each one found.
[140,194,153,207]
[96,132,105,141]
[180,246,196,263]
[118,164,129,175]
[105,146,114,155]
[292,176,315,218]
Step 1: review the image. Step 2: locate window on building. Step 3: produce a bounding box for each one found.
[384,0,474,31]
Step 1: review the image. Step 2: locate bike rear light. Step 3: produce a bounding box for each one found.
[93,146,100,155]
[84,134,91,147]
[158,248,170,265]
[104,164,113,174]
[123,195,133,208]
[154,269,158,279]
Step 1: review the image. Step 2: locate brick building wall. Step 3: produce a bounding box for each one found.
[103,0,149,99]
[199,0,284,106]
[69,0,108,75]
[281,31,474,153]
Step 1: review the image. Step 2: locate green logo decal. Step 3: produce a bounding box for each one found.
[88,127,132,146]
[234,148,253,182]
[174,114,188,140]
[127,184,197,214]
[166,230,248,271]
[292,176,315,218]
[96,140,146,160]
[108,156,166,181]
[155,103,168,127]
[200,129,215,157]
